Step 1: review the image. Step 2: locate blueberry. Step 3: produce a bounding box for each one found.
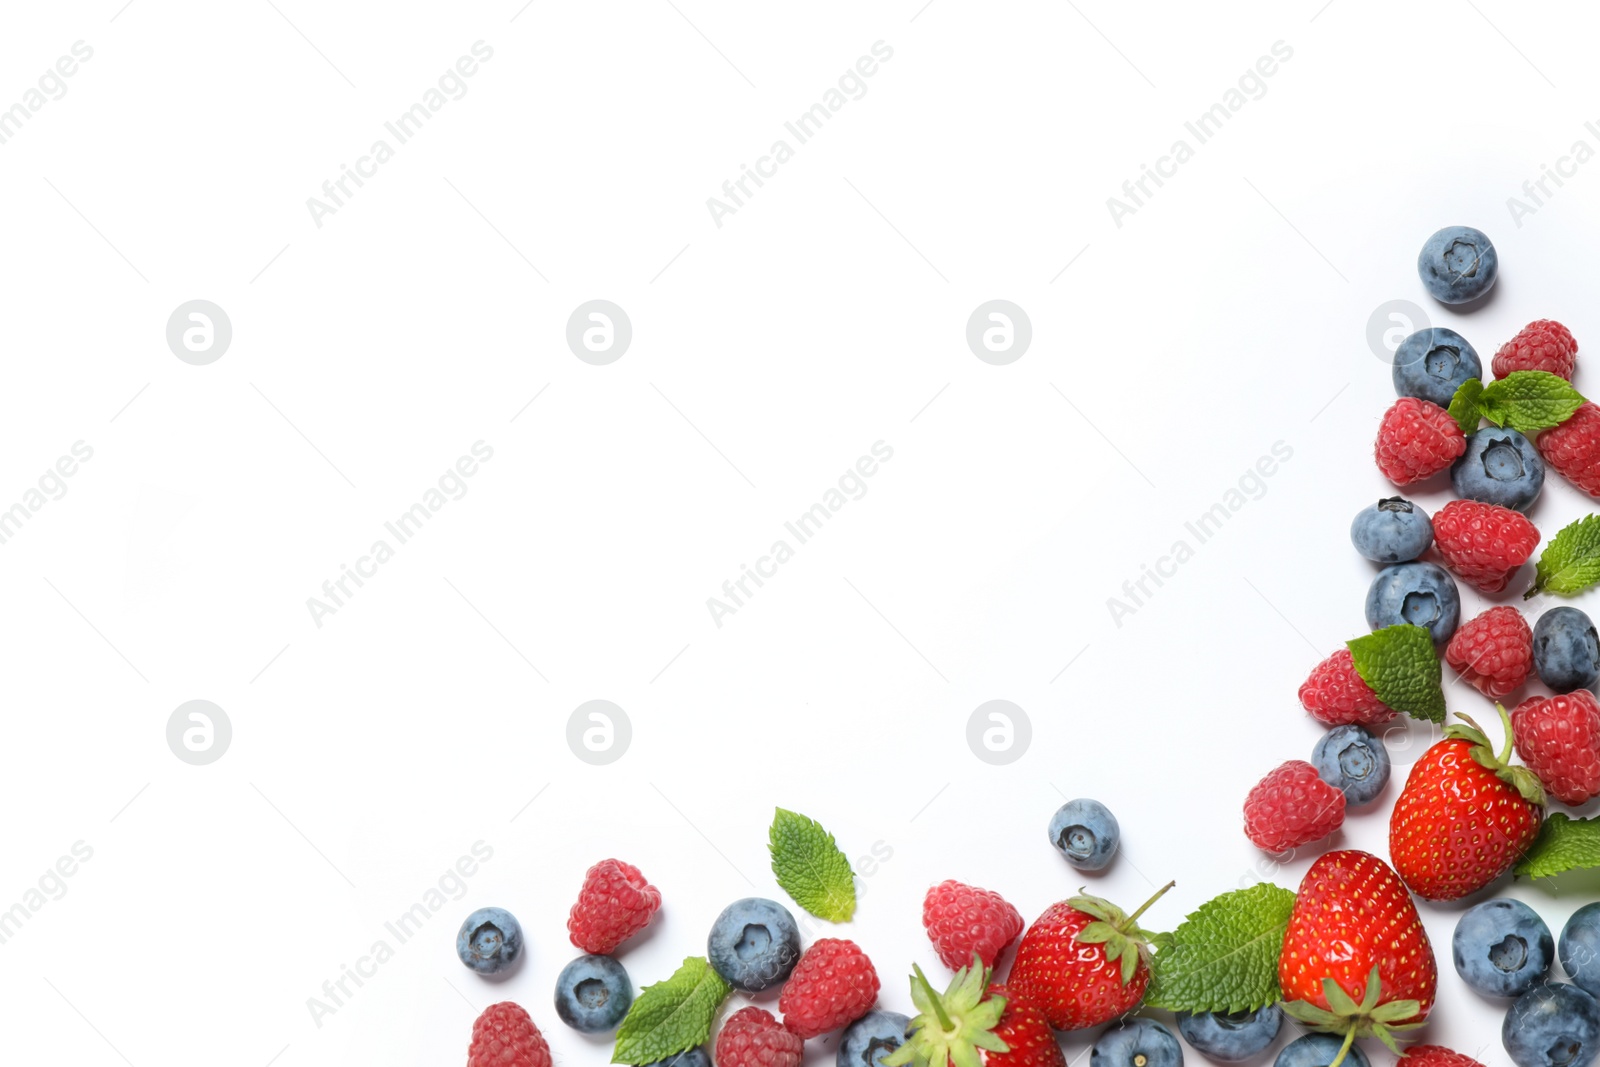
[1048,798,1119,871]
[707,897,801,992]
[1090,1018,1182,1067]
[1418,225,1498,304]
[1350,497,1433,564]
[1503,983,1600,1067]
[838,1010,911,1067]
[1453,428,1544,512]
[455,907,524,976]
[1452,899,1553,998]
[1176,1006,1283,1062]
[1561,902,1600,999]
[1534,608,1600,693]
[554,953,633,1033]
[1274,1035,1370,1067]
[1393,327,1482,406]
[643,1051,710,1067]
[1311,725,1391,807]
[1365,561,1460,643]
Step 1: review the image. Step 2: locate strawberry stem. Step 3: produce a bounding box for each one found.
[1326,1027,1358,1067]
[911,964,954,1032]
[1126,880,1176,924]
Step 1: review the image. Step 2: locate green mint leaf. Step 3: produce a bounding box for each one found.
[1346,624,1445,723]
[1446,378,1485,436]
[611,957,731,1065]
[1479,370,1586,433]
[1514,813,1600,879]
[1145,883,1297,1014]
[1527,515,1600,599]
[769,807,856,922]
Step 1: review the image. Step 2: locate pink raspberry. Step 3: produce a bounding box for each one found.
[1299,648,1397,727]
[921,879,1024,971]
[1375,397,1466,485]
[716,1007,804,1067]
[566,859,661,955]
[778,939,880,1039]
[467,1002,553,1067]
[1538,402,1600,497]
[1431,499,1540,594]
[1511,691,1600,805]
[1445,606,1533,699]
[1242,760,1346,853]
[1493,319,1577,380]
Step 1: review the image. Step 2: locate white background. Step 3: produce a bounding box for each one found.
[2,1,1600,1065]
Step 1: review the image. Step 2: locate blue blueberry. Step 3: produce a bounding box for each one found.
[1453,428,1544,512]
[1274,1035,1370,1067]
[1561,902,1600,999]
[554,953,633,1033]
[455,906,524,976]
[1048,798,1119,871]
[1091,1018,1182,1067]
[707,897,801,992]
[1176,1006,1283,1062]
[838,1010,911,1067]
[1418,225,1498,304]
[1350,497,1433,564]
[1503,983,1600,1067]
[1311,725,1391,807]
[1452,899,1553,998]
[643,1050,710,1067]
[1534,608,1600,694]
[1365,561,1460,643]
[1393,327,1481,406]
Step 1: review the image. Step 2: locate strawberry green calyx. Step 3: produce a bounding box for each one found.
[1070,880,1174,986]
[1280,965,1424,1065]
[1452,707,1546,807]
[881,957,1008,1067]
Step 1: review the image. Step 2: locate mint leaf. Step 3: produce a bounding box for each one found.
[1145,883,1297,1014]
[612,957,731,1065]
[1527,515,1600,599]
[1514,813,1600,879]
[1480,370,1586,433]
[1447,378,1485,436]
[769,808,856,922]
[1347,624,1445,723]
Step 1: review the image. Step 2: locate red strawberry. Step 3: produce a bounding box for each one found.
[1389,708,1544,900]
[1279,850,1437,1067]
[1402,1047,1487,1067]
[923,880,1024,971]
[1511,690,1600,805]
[779,938,880,1038]
[1375,397,1466,485]
[883,962,1063,1067]
[1006,882,1172,1032]
[1493,320,1577,380]
[1538,402,1600,497]
[716,1007,804,1067]
[1431,499,1540,593]
[567,858,661,954]
[1299,649,1397,727]
[1242,760,1346,853]
[468,1002,553,1067]
[1445,606,1534,699]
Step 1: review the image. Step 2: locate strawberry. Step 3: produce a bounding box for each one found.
[883,960,1063,1067]
[1389,707,1544,901]
[1279,850,1437,1067]
[1005,881,1172,1032]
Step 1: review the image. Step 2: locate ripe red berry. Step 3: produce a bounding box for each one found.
[467,1002,553,1067]
[1431,498,1540,593]
[1299,648,1396,727]
[1511,690,1600,805]
[716,1006,804,1067]
[922,880,1024,971]
[1375,397,1466,485]
[1242,759,1346,853]
[1402,1046,1486,1067]
[1445,606,1533,699]
[779,938,880,1039]
[1492,320,1577,380]
[1538,401,1600,497]
[567,859,661,955]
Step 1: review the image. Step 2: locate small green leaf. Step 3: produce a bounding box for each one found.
[1346,624,1445,723]
[769,808,856,922]
[612,957,731,1065]
[1145,882,1297,1014]
[1514,813,1600,879]
[1527,515,1600,599]
[1480,370,1586,433]
[1447,378,1485,436]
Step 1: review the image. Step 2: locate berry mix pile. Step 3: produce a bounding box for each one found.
[458,228,1600,1067]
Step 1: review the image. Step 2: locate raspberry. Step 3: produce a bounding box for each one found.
[1402,1047,1486,1067]
[1511,690,1600,805]
[1445,606,1533,700]
[1492,319,1578,380]
[1298,648,1396,727]
[1538,401,1600,497]
[1375,397,1466,485]
[467,1002,552,1067]
[566,859,661,955]
[1431,499,1540,593]
[921,879,1024,971]
[716,1007,804,1067]
[778,938,880,1039]
[1242,760,1346,853]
